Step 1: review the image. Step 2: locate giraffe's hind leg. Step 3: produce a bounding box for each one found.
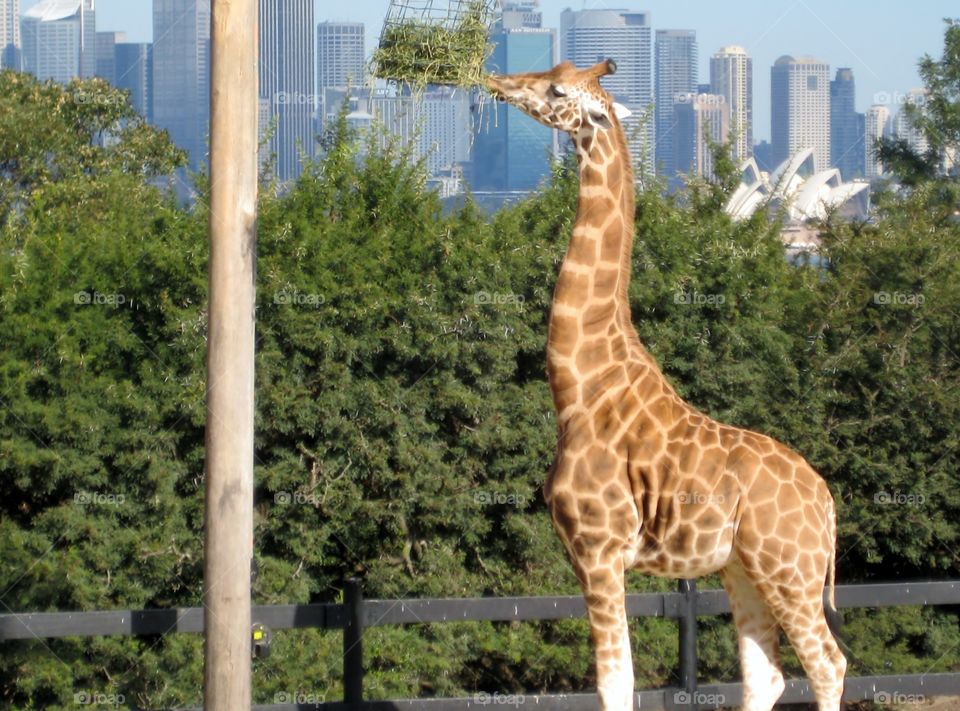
[721,559,785,711]
[740,537,846,710]
[763,583,846,711]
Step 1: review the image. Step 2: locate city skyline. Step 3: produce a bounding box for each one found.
[20,0,951,144]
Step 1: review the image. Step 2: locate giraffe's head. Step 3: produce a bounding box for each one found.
[485,59,631,136]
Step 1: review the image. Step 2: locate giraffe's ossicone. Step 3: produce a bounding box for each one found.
[486,61,846,711]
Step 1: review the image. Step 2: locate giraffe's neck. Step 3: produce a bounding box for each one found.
[546,121,664,417]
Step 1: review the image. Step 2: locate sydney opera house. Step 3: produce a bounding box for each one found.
[725,147,871,253]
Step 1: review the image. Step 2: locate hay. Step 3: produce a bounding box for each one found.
[372,0,494,88]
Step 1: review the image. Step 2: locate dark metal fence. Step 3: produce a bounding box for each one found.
[2,580,959,709]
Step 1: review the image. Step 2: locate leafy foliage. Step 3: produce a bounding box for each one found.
[876,19,960,195]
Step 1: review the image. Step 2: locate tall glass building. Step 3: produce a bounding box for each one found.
[317,21,365,91]
[472,2,556,191]
[710,46,753,163]
[94,30,123,83]
[830,68,864,178]
[864,104,890,180]
[0,0,20,69]
[152,0,210,171]
[771,55,830,173]
[115,42,152,121]
[259,0,315,181]
[21,0,95,82]
[655,29,697,180]
[317,21,365,127]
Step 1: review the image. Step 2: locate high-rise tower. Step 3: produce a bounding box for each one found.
[114,42,152,121]
[771,55,830,172]
[830,67,863,178]
[153,0,210,170]
[473,0,556,191]
[710,45,752,162]
[260,0,315,181]
[673,93,730,181]
[317,21,365,91]
[864,104,891,180]
[655,29,697,179]
[0,0,21,69]
[317,21,365,128]
[21,0,95,82]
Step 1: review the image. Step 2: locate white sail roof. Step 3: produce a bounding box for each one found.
[24,0,83,22]
[725,149,870,223]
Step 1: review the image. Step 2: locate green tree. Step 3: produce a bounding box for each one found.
[876,19,960,191]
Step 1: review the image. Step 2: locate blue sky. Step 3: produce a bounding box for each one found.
[22,0,958,141]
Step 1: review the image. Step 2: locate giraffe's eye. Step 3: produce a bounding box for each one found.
[549,85,567,98]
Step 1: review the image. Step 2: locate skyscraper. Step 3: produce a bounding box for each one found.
[561,8,654,175]
[95,30,124,84]
[317,22,365,127]
[655,29,697,180]
[893,89,929,155]
[259,0,315,181]
[673,92,730,181]
[771,55,830,172]
[473,1,556,191]
[830,68,863,178]
[864,104,890,180]
[152,0,210,170]
[0,0,21,69]
[21,0,95,82]
[317,22,364,91]
[373,88,472,177]
[710,46,753,163]
[114,42,152,120]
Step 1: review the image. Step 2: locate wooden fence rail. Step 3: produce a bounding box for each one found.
[2,580,959,709]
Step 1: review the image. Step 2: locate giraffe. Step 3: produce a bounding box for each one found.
[486,60,846,711]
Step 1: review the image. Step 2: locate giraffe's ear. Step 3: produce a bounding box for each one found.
[613,103,632,120]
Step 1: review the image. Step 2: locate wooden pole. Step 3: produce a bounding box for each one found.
[203,0,258,708]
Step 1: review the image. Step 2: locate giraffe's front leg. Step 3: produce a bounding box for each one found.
[575,549,634,711]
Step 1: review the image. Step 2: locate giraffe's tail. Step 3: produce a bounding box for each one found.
[824,496,843,638]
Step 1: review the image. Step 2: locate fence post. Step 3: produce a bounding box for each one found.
[343,578,365,706]
[677,578,698,708]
